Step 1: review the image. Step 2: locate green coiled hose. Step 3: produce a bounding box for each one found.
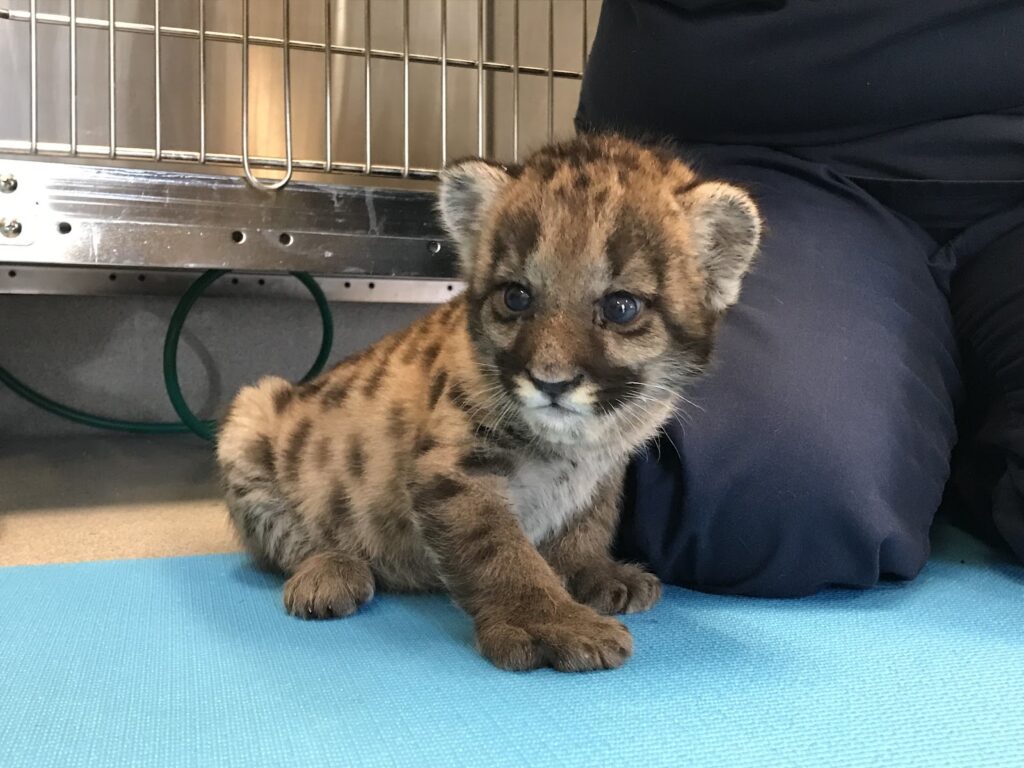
[0,269,333,443]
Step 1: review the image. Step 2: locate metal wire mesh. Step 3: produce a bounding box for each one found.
[0,0,600,182]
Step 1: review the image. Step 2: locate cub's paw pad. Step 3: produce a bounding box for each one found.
[571,563,662,615]
[283,554,374,620]
[477,605,633,672]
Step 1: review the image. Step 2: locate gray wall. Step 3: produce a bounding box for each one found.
[0,293,429,437]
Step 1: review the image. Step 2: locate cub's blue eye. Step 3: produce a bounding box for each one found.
[601,292,641,324]
[503,283,532,312]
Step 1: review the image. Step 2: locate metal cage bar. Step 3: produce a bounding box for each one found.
[547,0,554,143]
[512,0,519,162]
[28,0,37,153]
[402,0,410,178]
[107,0,115,159]
[198,0,206,163]
[323,0,332,173]
[440,0,448,167]
[153,0,161,161]
[68,0,77,155]
[476,0,485,157]
[363,0,372,174]
[240,0,293,190]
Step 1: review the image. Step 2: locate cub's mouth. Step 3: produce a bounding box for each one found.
[538,401,582,413]
[519,398,592,437]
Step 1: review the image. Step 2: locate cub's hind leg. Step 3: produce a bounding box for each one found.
[222,442,376,619]
[224,474,375,619]
[222,479,311,574]
[218,376,315,574]
[283,550,376,620]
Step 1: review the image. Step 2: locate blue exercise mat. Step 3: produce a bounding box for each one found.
[2,524,1022,768]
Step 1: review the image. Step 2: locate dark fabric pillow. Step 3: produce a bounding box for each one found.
[575,0,971,597]
[603,144,962,597]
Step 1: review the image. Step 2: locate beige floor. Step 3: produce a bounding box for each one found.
[0,435,240,566]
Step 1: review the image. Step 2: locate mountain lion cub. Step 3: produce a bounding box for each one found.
[217,134,761,671]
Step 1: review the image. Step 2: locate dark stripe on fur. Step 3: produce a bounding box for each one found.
[362,332,407,397]
[415,433,438,454]
[314,436,332,470]
[272,386,294,414]
[228,483,252,500]
[413,475,464,511]
[328,483,352,529]
[447,381,474,413]
[362,359,389,397]
[347,439,365,481]
[297,377,328,401]
[282,418,313,484]
[420,341,442,369]
[656,306,715,366]
[244,436,276,479]
[458,520,503,565]
[388,405,407,440]
[427,369,448,409]
[321,380,350,409]
[458,447,516,477]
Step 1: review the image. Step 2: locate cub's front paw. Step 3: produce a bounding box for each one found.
[569,562,661,615]
[476,604,633,672]
[283,553,375,620]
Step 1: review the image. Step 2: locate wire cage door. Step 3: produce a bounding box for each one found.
[0,0,598,181]
[0,0,600,295]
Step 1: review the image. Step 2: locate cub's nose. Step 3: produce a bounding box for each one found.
[527,372,584,400]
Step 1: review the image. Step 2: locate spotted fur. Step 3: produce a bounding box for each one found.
[217,133,761,672]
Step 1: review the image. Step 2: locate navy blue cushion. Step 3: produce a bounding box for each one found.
[612,146,961,596]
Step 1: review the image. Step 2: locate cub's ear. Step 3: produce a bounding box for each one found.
[679,181,762,312]
[438,159,513,278]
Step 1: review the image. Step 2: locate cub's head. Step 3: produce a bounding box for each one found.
[438,134,761,446]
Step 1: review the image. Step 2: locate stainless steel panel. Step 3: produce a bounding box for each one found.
[0,157,454,276]
[0,264,464,302]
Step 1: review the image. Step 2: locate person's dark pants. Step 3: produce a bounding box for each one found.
[610,145,1024,596]
[948,215,1024,564]
[575,0,1024,595]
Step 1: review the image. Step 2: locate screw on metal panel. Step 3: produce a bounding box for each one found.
[428,241,442,254]
[0,219,23,238]
[0,175,16,193]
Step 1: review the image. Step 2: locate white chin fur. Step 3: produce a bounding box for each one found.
[521,405,595,445]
